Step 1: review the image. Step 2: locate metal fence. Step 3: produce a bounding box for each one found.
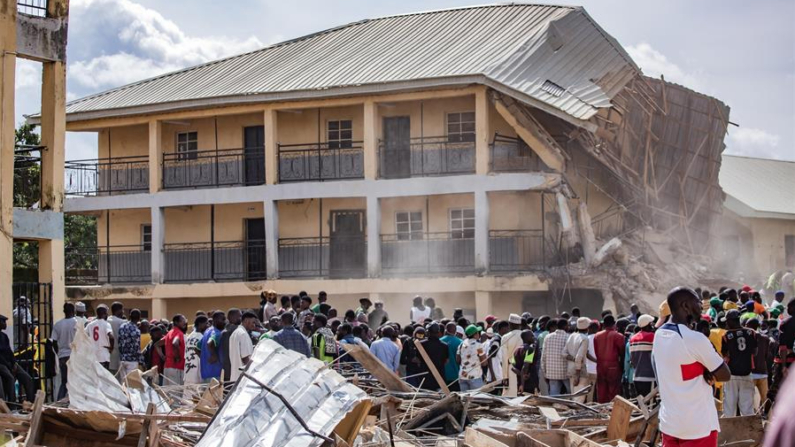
[591,206,627,240]
[278,141,364,182]
[489,133,542,172]
[17,0,47,16]
[13,145,42,207]
[489,230,546,271]
[65,156,149,196]
[65,245,151,285]
[162,148,265,189]
[278,236,366,278]
[11,282,54,403]
[381,232,475,276]
[378,136,475,179]
[163,240,266,282]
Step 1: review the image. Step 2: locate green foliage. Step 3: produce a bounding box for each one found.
[13,123,42,208]
[64,214,98,270]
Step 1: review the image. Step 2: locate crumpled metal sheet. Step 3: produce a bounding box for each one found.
[197,339,369,447]
[67,325,130,412]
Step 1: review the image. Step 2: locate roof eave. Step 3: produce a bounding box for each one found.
[724,194,795,221]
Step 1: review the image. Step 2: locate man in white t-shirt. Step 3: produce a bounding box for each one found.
[586,321,599,402]
[85,305,114,369]
[184,315,209,387]
[229,312,256,382]
[653,287,730,447]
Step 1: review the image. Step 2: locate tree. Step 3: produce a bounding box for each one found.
[13,123,41,208]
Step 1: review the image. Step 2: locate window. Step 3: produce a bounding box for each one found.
[142,225,152,252]
[327,120,353,149]
[396,211,423,240]
[447,112,475,143]
[177,131,198,160]
[449,208,475,239]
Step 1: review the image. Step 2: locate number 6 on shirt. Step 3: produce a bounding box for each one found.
[93,326,100,341]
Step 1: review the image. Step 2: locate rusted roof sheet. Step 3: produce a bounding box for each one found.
[59,4,638,124]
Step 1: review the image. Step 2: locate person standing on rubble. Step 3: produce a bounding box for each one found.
[85,304,114,369]
[201,311,225,382]
[457,324,486,391]
[52,303,78,400]
[593,315,625,403]
[440,322,463,391]
[541,319,570,396]
[221,308,242,382]
[629,314,656,397]
[653,287,730,447]
[273,312,310,357]
[108,302,125,376]
[486,320,508,387]
[311,314,337,364]
[185,315,208,388]
[417,323,448,391]
[117,309,142,380]
[163,314,187,386]
[565,317,590,401]
[500,314,523,396]
[370,326,401,373]
[401,326,425,387]
[721,309,757,416]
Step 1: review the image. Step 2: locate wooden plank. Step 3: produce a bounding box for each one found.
[341,344,413,393]
[412,339,450,395]
[464,428,511,447]
[23,391,44,447]
[552,418,608,428]
[606,396,638,442]
[137,403,156,447]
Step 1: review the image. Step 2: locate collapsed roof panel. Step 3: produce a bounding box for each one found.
[196,339,369,447]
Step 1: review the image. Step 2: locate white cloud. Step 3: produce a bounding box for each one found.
[15,60,41,90]
[626,42,703,91]
[67,0,263,91]
[725,127,785,160]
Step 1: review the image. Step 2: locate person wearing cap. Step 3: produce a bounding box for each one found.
[368,300,389,329]
[409,296,431,324]
[0,315,34,403]
[771,290,786,308]
[457,324,486,391]
[440,322,463,391]
[484,315,497,329]
[739,301,759,325]
[707,297,723,323]
[653,287,730,447]
[74,301,88,328]
[51,303,78,400]
[593,315,625,403]
[500,314,524,396]
[564,317,590,402]
[356,297,372,319]
[261,290,279,322]
[630,314,656,397]
[85,304,115,369]
[721,309,758,416]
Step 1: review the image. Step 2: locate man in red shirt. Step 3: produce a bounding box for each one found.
[593,315,625,403]
[164,314,187,385]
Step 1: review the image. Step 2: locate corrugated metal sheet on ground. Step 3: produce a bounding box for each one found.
[196,339,369,447]
[62,4,638,122]
[719,155,795,216]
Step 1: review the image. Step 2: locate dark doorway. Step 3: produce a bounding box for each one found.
[382,116,411,179]
[329,210,366,278]
[243,126,265,185]
[245,218,266,280]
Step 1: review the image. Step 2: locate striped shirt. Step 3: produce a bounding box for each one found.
[541,330,569,381]
[629,330,655,381]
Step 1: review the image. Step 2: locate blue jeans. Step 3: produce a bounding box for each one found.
[459,378,484,391]
[548,379,570,396]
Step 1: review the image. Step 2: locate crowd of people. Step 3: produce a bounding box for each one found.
[38,285,795,446]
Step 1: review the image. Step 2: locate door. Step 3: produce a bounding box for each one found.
[246,218,266,280]
[244,126,265,185]
[329,210,366,278]
[382,116,411,178]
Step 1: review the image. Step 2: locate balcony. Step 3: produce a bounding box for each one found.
[489,134,543,173]
[65,245,151,285]
[381,232,475,276]
[163,240,266,283]
[278,141,364,182]
[489,230,546,272]
[65,156,149,196]
[378,136,475,179]
[278,236,366,279]
[162,148,265,190]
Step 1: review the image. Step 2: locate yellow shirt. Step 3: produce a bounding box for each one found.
[723,301,738,311]
[708,328,726,389]
[140,332,151,351]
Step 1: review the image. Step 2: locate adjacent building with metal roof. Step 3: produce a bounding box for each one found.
[720,154,795,219]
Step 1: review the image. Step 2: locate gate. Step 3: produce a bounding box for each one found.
[11,283,54,403]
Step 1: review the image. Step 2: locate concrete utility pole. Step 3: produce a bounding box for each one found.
[0,0,69,340]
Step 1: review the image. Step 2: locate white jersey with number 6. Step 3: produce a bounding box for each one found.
[85,319,113,363]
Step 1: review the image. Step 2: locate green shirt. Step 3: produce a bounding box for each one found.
[440,335,463,382]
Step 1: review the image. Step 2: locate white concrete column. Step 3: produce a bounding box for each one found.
[150,206,165,283]
[264,198,279,279]
[475,291,493,321]
[148,119,162,193]
[475,87,490,175]
[474,190,490,273]
[264,108,278,185]
[151,298,167,321]
[367,195,381,277]
[363,100,378,179]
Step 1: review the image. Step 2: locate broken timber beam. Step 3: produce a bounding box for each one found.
[413,339,451,395]
[341,344,413,393]
[491,92,567,172]
[606,395,639,442]
[23,390,44,447]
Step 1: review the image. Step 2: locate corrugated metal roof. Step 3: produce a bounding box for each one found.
[720,154,795,216]
[60,3,639,123]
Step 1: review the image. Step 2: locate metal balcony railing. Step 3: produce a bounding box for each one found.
[380,231,475,276]
[65,245,151,285]
[65,156,149,196]
[163,240,266,283]
[489,133,544,173]
[489,230,546,271]
[162,147,265,189]
[278,236,366,279]
[278,141,364,182]
[378,136,475,179]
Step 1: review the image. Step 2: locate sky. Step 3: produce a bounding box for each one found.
[14,0,795,161]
